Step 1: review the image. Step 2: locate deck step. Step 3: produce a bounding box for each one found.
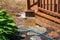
[35,11,60,24]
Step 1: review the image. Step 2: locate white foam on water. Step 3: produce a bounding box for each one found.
[30,36,42,40]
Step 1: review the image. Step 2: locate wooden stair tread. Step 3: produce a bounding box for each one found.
[35,11,60,24]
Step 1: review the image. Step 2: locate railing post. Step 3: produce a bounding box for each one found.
[27,0,31,10]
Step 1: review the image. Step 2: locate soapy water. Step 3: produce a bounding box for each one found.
[30,36,42,40]
[18,27,55,40]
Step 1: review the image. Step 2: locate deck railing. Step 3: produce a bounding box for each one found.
[38,0,58,12]
[27,0,60,13]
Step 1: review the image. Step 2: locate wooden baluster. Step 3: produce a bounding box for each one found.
[38,0,41,7]
[47,0,49,10]
[44,0,45,9]
[54,0,57,12]
[33,0,35,4]
[55,0,58,13]
[41,0,42,8]
[50,0,52,11]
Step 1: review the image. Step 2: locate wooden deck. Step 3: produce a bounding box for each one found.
[26,0,60,32]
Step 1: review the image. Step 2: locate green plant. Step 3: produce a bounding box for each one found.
[0,9,18,40]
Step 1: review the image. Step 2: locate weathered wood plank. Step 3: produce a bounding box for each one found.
[36,15,60,32]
